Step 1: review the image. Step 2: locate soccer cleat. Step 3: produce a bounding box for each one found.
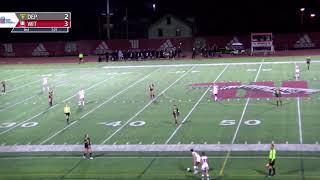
[90,157,93,160]
[82,155,86,159]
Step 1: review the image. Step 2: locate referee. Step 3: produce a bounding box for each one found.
[79,53,84,64]
[64,104,71,124]
[268,143,276,176]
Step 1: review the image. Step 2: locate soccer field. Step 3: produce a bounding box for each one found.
[1,56,320,179]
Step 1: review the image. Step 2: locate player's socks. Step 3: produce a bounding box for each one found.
[276,101,278,107]
[268,169,272,176]
[272,168,275,176]
[207,175,210,180]
[83,101,85,106]
[83,153,86,158]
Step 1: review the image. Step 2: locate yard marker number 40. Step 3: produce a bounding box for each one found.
[101,120,146,127]
[220,119,261,126]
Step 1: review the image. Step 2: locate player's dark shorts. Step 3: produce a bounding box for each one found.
[307,61,310,64]
[84,144,89,149]
[173,113,177,118]
[269,160,275,166]
[65,112,70,116]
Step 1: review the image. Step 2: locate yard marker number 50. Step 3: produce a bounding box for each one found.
[220,119,261,126]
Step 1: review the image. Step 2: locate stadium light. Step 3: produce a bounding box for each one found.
[300,8,305,26]
[310,13,316,18]
[152,3,156,12]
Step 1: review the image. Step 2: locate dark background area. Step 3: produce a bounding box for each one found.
[0,0,319,42]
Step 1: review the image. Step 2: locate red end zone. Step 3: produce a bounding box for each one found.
[190,81,310,100]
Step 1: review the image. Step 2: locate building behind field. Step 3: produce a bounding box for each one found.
[148,14,193,39]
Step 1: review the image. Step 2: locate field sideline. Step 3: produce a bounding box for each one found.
[1,56,320,179]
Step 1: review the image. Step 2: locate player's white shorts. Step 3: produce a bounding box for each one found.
[201,164,209,171]
[196,157,201,163]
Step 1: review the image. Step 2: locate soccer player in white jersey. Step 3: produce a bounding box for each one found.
[190,149,201,175]
[78,89,85,106]
[201,152,210,180]
[42,77,49,92]
[295,65,300,79]
[212,84,218,101]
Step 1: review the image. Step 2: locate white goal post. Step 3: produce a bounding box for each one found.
[251,33,275,55]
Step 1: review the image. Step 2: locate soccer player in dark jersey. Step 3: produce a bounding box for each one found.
[274,88,282,107]
[1,81,5,95]
[48,89,53,107]
[172,105,180,125]
[149,84,155,99]
[83,134,93,159]
[306,56,311,70]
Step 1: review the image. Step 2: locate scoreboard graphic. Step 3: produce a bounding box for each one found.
[0,12,71,33]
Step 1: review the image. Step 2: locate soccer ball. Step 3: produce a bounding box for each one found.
[186,168,191,172]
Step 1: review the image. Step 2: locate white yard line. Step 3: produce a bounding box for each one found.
[219,60,264,176]
[39,68,160,144]
[297,98,303,144]
[1,144,320,152]
[2,60,320,72]
[0,76,115,136]
[0,95,37,112]
[0,72,91,112]
[165,65,229,144]
[231,61,263,144]
[62,76,115,103]
[5,73,33,81]
[294,63,303,144]
[5,69,68,94]
[6,79,41,93]
[101,60,320,69]
[1,156,320,160]
[101,66,195,144]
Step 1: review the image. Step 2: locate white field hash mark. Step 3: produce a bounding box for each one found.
[0,76,115,136]
[165,65,229,144]
[40,68,160,145]
[100,66,196,144]
[294,63,303,144]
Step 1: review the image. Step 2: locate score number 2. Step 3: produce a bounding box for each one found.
[64,13,69,20]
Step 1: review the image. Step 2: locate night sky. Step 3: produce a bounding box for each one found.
[0,0,319,42]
